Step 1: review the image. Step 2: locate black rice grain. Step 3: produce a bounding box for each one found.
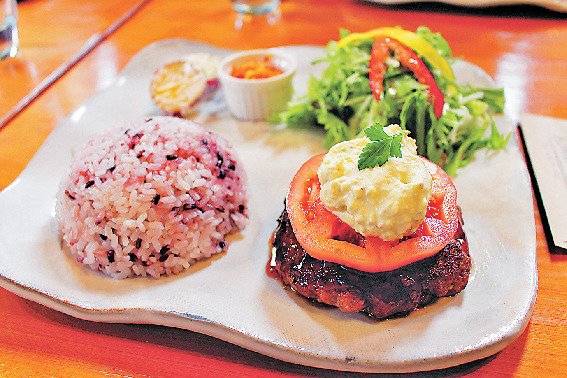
[152,194,161,205]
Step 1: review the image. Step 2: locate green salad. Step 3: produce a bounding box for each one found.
[271,26,509,175]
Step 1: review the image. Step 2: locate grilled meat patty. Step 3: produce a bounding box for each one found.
[271,208,471,320]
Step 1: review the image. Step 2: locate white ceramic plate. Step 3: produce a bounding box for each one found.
[366,0,567,12]
[0,40,537,373]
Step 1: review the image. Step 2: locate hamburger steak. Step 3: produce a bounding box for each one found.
[271,207,471,320]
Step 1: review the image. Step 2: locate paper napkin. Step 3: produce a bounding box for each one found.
[520,113,567,250]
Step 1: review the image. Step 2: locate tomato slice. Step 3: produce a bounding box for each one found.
[286,154,459,272]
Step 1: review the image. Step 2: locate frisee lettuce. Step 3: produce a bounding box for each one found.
[270,26,509,175]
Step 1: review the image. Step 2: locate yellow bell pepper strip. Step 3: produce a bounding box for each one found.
[369,36,445,119]
[286,153,459,273]
[336,27,455,81]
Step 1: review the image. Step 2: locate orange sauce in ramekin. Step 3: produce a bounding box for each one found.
[231,56,284,79]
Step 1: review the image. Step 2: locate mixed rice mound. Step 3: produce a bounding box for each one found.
[55,116,248,278]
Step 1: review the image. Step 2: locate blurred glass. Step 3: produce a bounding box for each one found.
[232,0,280,15]
[0,0,18,60]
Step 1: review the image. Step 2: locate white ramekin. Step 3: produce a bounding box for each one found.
[218,49,297,121]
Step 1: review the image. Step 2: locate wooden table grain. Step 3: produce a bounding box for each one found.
[1,0,566,376]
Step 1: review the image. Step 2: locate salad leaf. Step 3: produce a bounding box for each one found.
[415,26,453,59]
[270,26,509,176]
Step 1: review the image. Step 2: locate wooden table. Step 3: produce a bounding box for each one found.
[1,0,566,375]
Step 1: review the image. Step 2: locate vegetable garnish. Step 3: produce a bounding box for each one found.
[358,123,405,170]
[271,26,509,175]
[336,26,455,81]
[286,153,459,273]
[369,36,445,119]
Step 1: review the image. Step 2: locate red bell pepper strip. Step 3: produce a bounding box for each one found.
[368,36,445,119]
[337,27,455,81]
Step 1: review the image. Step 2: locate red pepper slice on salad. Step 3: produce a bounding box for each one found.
[368,36,445,119]
[286,153,459,272]
[337,27,455,82]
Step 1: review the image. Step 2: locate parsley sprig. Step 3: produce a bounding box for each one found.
[358,124,405,170]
